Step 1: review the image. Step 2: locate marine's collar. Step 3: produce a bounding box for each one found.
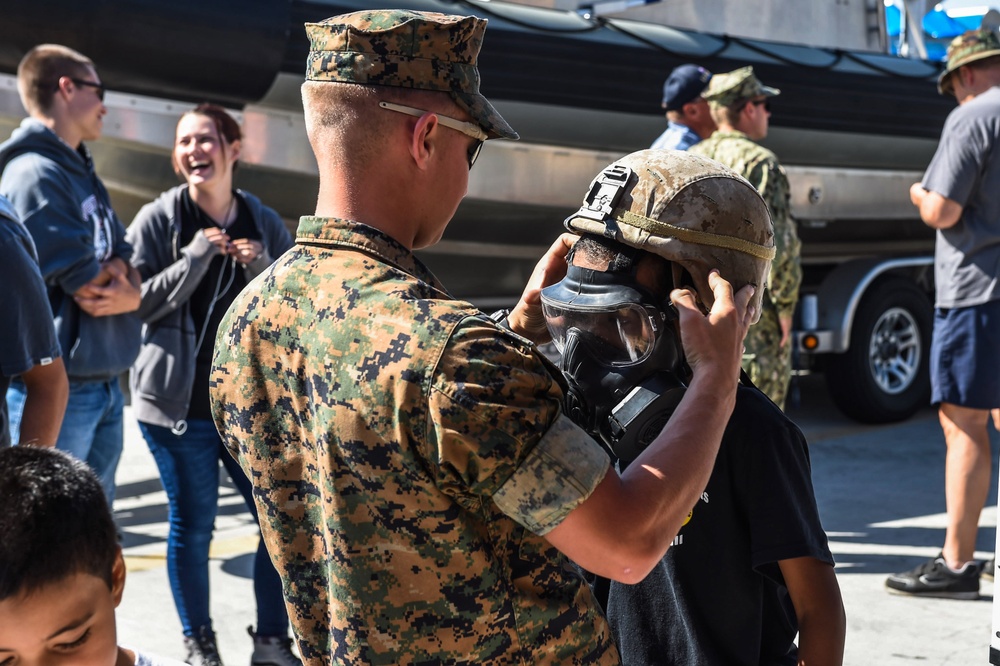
[295,216,448,294]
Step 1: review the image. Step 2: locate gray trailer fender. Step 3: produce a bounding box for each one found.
[800,255,933,354]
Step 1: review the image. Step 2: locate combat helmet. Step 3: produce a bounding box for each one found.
[563,149,775,323]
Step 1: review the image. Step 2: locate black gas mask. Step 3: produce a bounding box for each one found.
[541,254,689,463]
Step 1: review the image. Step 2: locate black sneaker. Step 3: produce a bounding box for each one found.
[983,557,995,581]
[885,557,980,599]
[248,626,302,666]
[184,625,223,666]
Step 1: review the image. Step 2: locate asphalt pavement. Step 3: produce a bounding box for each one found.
[113,373,999,665]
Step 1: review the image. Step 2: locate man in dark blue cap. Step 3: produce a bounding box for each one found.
[650,63,715,151]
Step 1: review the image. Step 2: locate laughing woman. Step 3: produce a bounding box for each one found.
[125,104,296,666]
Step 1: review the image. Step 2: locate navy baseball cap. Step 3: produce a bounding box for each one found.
[662,64,712,110]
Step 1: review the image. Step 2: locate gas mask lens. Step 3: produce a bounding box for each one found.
[541,299,659,366]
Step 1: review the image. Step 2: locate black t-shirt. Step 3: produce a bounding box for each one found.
[178,189,258,420]
[607,386,834,666]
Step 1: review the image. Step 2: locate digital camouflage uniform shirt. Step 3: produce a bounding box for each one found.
[689,130,802,409]
[210,217,619,665]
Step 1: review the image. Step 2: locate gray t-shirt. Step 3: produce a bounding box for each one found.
[0,198,61,448]
[923,86,1000,308]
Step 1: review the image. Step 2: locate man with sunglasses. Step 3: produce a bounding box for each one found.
[0,44,140,503]
[210,9,755,665]
[690,66,802,412]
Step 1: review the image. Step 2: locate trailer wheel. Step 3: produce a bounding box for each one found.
[825,277,931,423]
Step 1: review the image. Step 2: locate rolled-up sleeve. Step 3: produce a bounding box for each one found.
[493,412,609,535]
[428,317,610,535]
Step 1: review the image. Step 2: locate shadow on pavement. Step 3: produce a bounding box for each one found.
[788,374,999,576]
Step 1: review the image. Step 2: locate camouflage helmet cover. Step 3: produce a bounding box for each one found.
[563,149,775,323]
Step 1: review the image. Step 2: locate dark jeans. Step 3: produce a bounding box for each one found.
[139,419,288,637]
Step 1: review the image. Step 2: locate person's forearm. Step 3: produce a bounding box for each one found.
[796,610,846,666]
[614,367,736,565]
[912,185,962,229]
[783,559,846,666]
[17,359,69,446]
[549,365,737,583]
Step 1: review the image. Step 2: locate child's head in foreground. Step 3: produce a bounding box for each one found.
[0,445,125,665]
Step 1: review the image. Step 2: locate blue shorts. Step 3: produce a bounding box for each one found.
[931,299,1000,409]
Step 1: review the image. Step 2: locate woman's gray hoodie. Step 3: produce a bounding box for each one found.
[126,185,293,431]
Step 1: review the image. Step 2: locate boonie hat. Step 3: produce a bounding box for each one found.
[938,28,1000,95]
[305,9,517,140]
[662,64,712,110]
[702,66,780,109]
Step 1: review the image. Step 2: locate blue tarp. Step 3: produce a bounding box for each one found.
[923,7,986,38]
[885,3,988,60]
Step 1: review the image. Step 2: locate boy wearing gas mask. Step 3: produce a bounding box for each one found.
[543,150,846,665]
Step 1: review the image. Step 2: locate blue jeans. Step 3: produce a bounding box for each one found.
[7,378,123,504]
[139,419,288,637]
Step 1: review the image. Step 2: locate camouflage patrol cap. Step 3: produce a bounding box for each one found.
[702,66,780,109]
[305,9,517,140]
[938,28,1000,95]
[564,149,775,323]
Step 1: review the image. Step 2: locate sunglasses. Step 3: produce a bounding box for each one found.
[66,78,106,102]
[379,101,486,168]
[743,98,770,112]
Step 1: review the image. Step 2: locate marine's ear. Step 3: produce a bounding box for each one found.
[408,112,441,172]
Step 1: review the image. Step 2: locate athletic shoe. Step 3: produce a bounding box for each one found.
[248,626,302,666]
[885,556,980,599]
[983,557,995,581]
[184,625,223,666]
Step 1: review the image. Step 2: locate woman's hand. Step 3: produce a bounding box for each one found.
[228,238,263,265]
[202,227,231,255]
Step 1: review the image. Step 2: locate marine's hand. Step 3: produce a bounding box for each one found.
[909,182,926,208]
[507,233,576,344]
[672,270,753,385]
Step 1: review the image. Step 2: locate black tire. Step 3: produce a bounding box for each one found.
[825,277,932,424]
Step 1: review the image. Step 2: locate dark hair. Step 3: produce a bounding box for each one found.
[17,44,94,115]
[572,235,675,295]
[173,103,243,176]
[187,102,242,145]
[570,235,619,269]
[0,447,118,600]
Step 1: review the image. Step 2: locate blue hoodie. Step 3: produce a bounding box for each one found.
[0,118,140,381]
